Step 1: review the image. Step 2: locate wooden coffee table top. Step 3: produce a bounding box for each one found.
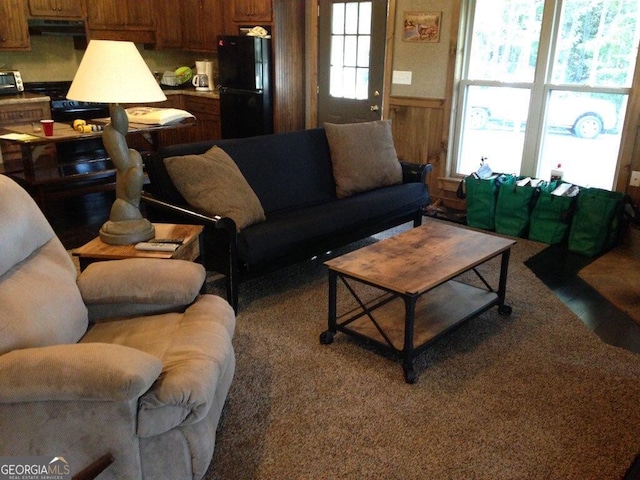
[325,221,516,296]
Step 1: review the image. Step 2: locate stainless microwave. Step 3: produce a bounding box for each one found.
[0,70,24,95]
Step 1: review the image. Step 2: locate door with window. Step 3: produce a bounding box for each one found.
[453,0,638,189]
[317,0,388,124]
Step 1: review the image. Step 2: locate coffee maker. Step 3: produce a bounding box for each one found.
[192,60,214,92]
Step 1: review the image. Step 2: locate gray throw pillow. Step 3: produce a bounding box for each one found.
[324,120,402,198]
[164,146,266,231]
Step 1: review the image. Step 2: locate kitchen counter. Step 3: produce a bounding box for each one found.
[0,92,50,105]
[163,88,220,100]
[0,89,219,105]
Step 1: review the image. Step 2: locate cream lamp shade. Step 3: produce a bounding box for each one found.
[67,40,167,245]
[67,39,166,103]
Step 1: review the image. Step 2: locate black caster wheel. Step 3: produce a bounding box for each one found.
[498,304,512,316]
[319,331,335,345]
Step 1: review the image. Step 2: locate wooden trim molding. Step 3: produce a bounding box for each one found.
[389,97,446,109]
[615,44,640,197]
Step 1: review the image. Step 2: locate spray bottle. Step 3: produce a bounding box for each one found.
[550,163,563,181]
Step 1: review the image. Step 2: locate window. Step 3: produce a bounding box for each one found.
[452,0,639,189]
[329,1,372,100]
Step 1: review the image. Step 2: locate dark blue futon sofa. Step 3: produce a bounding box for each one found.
[142,127,431,311]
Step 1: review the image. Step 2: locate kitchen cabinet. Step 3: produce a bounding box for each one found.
[230,0,272,23]
[28,0,83,18]
[0,96,51,165]
[154,0,183,50]
[154,0,223,52]
[183,95,221,141]
[181,0,224,52]
[84,0,155,44]
[0,0,30,50]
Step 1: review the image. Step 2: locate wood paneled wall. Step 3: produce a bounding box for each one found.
[387,98,462,208]
[272,0,306,133]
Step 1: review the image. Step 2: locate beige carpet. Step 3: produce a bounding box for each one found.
[203,219,640,480]
[578,245,640,325]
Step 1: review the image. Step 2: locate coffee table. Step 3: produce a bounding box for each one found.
[320,221,516,383]
[73,223,203,271]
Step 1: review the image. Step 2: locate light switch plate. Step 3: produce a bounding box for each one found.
[631,171,640,187]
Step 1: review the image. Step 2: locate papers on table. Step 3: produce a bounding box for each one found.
[0,132,41,141]
[125,107,195,125]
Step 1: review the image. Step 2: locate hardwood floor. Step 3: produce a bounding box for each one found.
[46,190,115,250]
[525,243,640,355]
[45,194,640,478]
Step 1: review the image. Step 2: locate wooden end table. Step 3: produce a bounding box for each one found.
[320,221,516,384]
[73,223,204,271]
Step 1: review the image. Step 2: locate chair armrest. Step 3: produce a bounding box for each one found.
[399,161,432,184]
[78,258,205,308]
[0,343,162,403]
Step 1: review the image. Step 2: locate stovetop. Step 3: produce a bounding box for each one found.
[24,81,108,107]
[24,81,73,101]
[23,81,109,121]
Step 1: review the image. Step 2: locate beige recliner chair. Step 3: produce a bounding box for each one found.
[0,175,236,480]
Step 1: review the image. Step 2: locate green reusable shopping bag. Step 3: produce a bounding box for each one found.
[494,175,537,237]
[568,188,625,256]
[528,181,576,245]
[464,175,500,230]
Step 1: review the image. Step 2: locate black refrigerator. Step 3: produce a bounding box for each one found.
[217,35,273,139]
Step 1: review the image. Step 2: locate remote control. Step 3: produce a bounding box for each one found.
[149,238,184,244]
[135,242,180,252]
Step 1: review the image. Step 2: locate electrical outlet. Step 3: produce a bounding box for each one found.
[631,171,640,187]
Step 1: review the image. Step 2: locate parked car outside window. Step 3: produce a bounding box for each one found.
[467,88,618,139]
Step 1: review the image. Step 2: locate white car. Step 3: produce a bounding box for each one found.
[467,88,618,139]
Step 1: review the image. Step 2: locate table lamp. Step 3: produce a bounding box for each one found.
[67,39,167,245]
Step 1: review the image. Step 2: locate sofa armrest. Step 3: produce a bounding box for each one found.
[141,192,237,230]
[399,161,432,184]
[141,192,241,309]
[78,258,205,306]
[0,343,162,403]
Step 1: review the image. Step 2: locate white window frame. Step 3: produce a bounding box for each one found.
[450,0,637,186]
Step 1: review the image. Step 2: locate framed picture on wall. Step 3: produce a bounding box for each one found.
[403,11,441,43]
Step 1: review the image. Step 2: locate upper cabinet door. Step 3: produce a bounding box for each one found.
[0,0,30,50]
[125,0,154,30]
[85,0,154,30]
[181,0,224,53]
[155,0,183,49]
[28,0,83,18]
[231,0,272,23]
[85,0,154,43]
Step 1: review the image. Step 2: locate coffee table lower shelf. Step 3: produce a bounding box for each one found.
[320,278,511,384]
